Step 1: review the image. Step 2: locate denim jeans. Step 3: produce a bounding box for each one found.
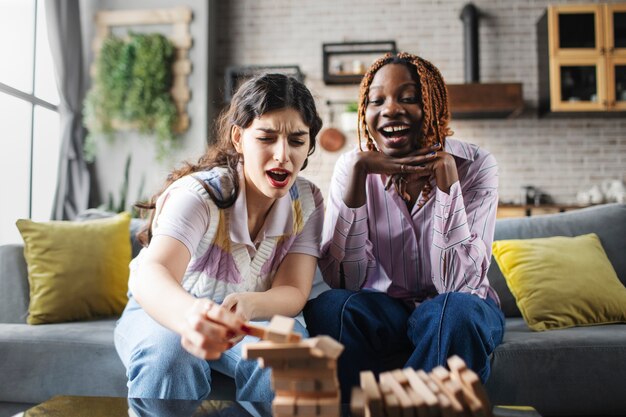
[303,289,505,402]
[114,297,308,401]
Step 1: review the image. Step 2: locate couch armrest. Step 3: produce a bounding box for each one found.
[0,244,29,323]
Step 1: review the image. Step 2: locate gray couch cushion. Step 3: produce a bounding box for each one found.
[0,245,29,324]
[0,319,128,403]
[488,203,626,318]
[487,319,626,416]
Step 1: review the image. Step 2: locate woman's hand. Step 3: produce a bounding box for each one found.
[221,292,257,322]
[344,143,441,208]
[354,143,441,177]
[180,298,244,360]
[426,149,459,194]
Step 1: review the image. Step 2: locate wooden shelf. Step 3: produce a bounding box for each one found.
[322,41,397,85]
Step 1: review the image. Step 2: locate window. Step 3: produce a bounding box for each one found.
[0,0,61,244]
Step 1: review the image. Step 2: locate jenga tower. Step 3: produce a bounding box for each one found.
[242,316,344,417]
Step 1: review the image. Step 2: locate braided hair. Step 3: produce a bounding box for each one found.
[357,52,453,206]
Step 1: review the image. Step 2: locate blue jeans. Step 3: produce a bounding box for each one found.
[114,297,308,400]
[303,290,505,402]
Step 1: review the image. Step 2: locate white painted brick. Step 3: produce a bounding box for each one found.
[216,0,626,204]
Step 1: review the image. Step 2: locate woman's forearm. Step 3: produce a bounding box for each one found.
[249,286,308,321]
[130,263,197,334]
[343,158,369,208]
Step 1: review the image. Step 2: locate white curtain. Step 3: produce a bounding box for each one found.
[46,0,90,220]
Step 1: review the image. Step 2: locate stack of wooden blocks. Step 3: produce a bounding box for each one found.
[242,316,344,417]
[351,355,493,417]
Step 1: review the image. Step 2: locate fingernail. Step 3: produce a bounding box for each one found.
[428,151,437,156]
[434,142,441,147]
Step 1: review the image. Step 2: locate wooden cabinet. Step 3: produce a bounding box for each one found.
[538,3,626,114]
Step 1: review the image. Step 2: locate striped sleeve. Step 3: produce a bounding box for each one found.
[430,152,499,299]
[319,152,374,290]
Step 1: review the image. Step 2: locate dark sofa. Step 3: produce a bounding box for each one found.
[1,204,625,417]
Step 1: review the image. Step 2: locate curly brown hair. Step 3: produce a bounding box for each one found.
[356,52,453,205]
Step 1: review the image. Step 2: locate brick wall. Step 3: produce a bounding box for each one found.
[215,0,625,204]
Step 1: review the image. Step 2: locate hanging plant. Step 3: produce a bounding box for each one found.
[84,33,178,161]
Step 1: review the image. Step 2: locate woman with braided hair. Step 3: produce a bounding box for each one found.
[304,53,505,401]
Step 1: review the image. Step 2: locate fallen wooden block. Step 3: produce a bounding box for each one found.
[459,368,493,417]
[360,371,384,417]
[430,366,464,414]
[350,386,369,417]
[379,372,414,416]
[379,380,402,417]
[302,335,344,359]
[403,368,438,409]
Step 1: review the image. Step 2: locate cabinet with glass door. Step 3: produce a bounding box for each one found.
[537,3,626,114]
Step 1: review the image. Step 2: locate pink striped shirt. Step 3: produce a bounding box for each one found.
[320,138,500,306]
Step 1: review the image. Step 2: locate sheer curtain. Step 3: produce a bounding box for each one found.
[46,1,90,220]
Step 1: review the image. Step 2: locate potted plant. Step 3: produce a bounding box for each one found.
[340,102,359,133]
[83,33,179,161]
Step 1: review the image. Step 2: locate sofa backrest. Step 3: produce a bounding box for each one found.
[487,203,626,318]
[0,244,30,323]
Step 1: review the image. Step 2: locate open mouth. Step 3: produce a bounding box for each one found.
[266,168,291,187]
[378,124,413,148]
[380,124,411,139]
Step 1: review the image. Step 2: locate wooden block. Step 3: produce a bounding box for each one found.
[417,370,441,395]
[295,396,340,417]
[391,369,409,385]
[350,387,368,417]
[267,315,297,342]
[303,335,344,359]
[380,372,414,415]
[318,396,341,417]
[276,389,338,399]
[273,375,338,396]
[243,322,302,343]
[437,392,455,417]
[429,367,464,414]
[272,366,336,380]
[379,380,402,417]
[261,357,336,370]
[271,377,292,392]
[241,341,313,360]
[360,371,384,417]
[272,395,296,416]
[404,369,438,407]
[447,356,487,417]
[459,369,493,417]
[447,355,468,375]
[449,372,484,416]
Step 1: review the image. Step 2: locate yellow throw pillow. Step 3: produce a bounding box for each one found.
[16,212,131,324]
[492,233,626,331]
